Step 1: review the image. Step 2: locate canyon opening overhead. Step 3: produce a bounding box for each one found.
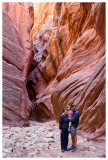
[2,2,106,158]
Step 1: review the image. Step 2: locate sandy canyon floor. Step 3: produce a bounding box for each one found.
[2,120,106,158]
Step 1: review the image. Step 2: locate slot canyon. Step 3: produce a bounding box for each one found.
[2,2,106,158]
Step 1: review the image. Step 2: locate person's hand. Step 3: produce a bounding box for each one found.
[60,130,62,134]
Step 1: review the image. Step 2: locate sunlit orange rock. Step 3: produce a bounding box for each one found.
[28,2,105,140]
[30,2,55,37]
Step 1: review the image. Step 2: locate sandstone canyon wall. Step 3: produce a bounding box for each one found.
[2,2,106,141]
[2,2,34,126]
[27,2,105,140]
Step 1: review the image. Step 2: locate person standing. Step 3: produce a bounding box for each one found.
[69,104,80,152]
[59,108,69,152]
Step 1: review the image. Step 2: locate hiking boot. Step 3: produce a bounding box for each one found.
[61,149,64,152]
[64,148,69,151]
[72,146,77,152]
[68,145,74,150]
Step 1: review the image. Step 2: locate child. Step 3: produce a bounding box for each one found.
[67,106,73,133]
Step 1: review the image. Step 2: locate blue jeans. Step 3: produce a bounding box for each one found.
[60,128,69,150]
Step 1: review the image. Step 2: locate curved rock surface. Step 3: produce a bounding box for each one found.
[2,2,106,141]
[2,2,34,126]
[27,2,105,140]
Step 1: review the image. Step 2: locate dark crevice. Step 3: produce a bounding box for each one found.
[58,37,65,58]
[29,102,52,122]
[26,81,36,102]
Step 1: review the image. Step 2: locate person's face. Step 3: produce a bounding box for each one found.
[67,106,70,111]
[64,110,67,115]
[71,106,76,111]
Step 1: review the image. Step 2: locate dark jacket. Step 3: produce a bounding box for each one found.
[59,114,69,130]
[69,109,80,128]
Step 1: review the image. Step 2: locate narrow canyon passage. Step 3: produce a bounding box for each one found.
[26,2,106,141]
[2,2,106,158]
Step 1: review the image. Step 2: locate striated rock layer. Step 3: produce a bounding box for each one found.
[28,2,106,140]
[2,2,34,126]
